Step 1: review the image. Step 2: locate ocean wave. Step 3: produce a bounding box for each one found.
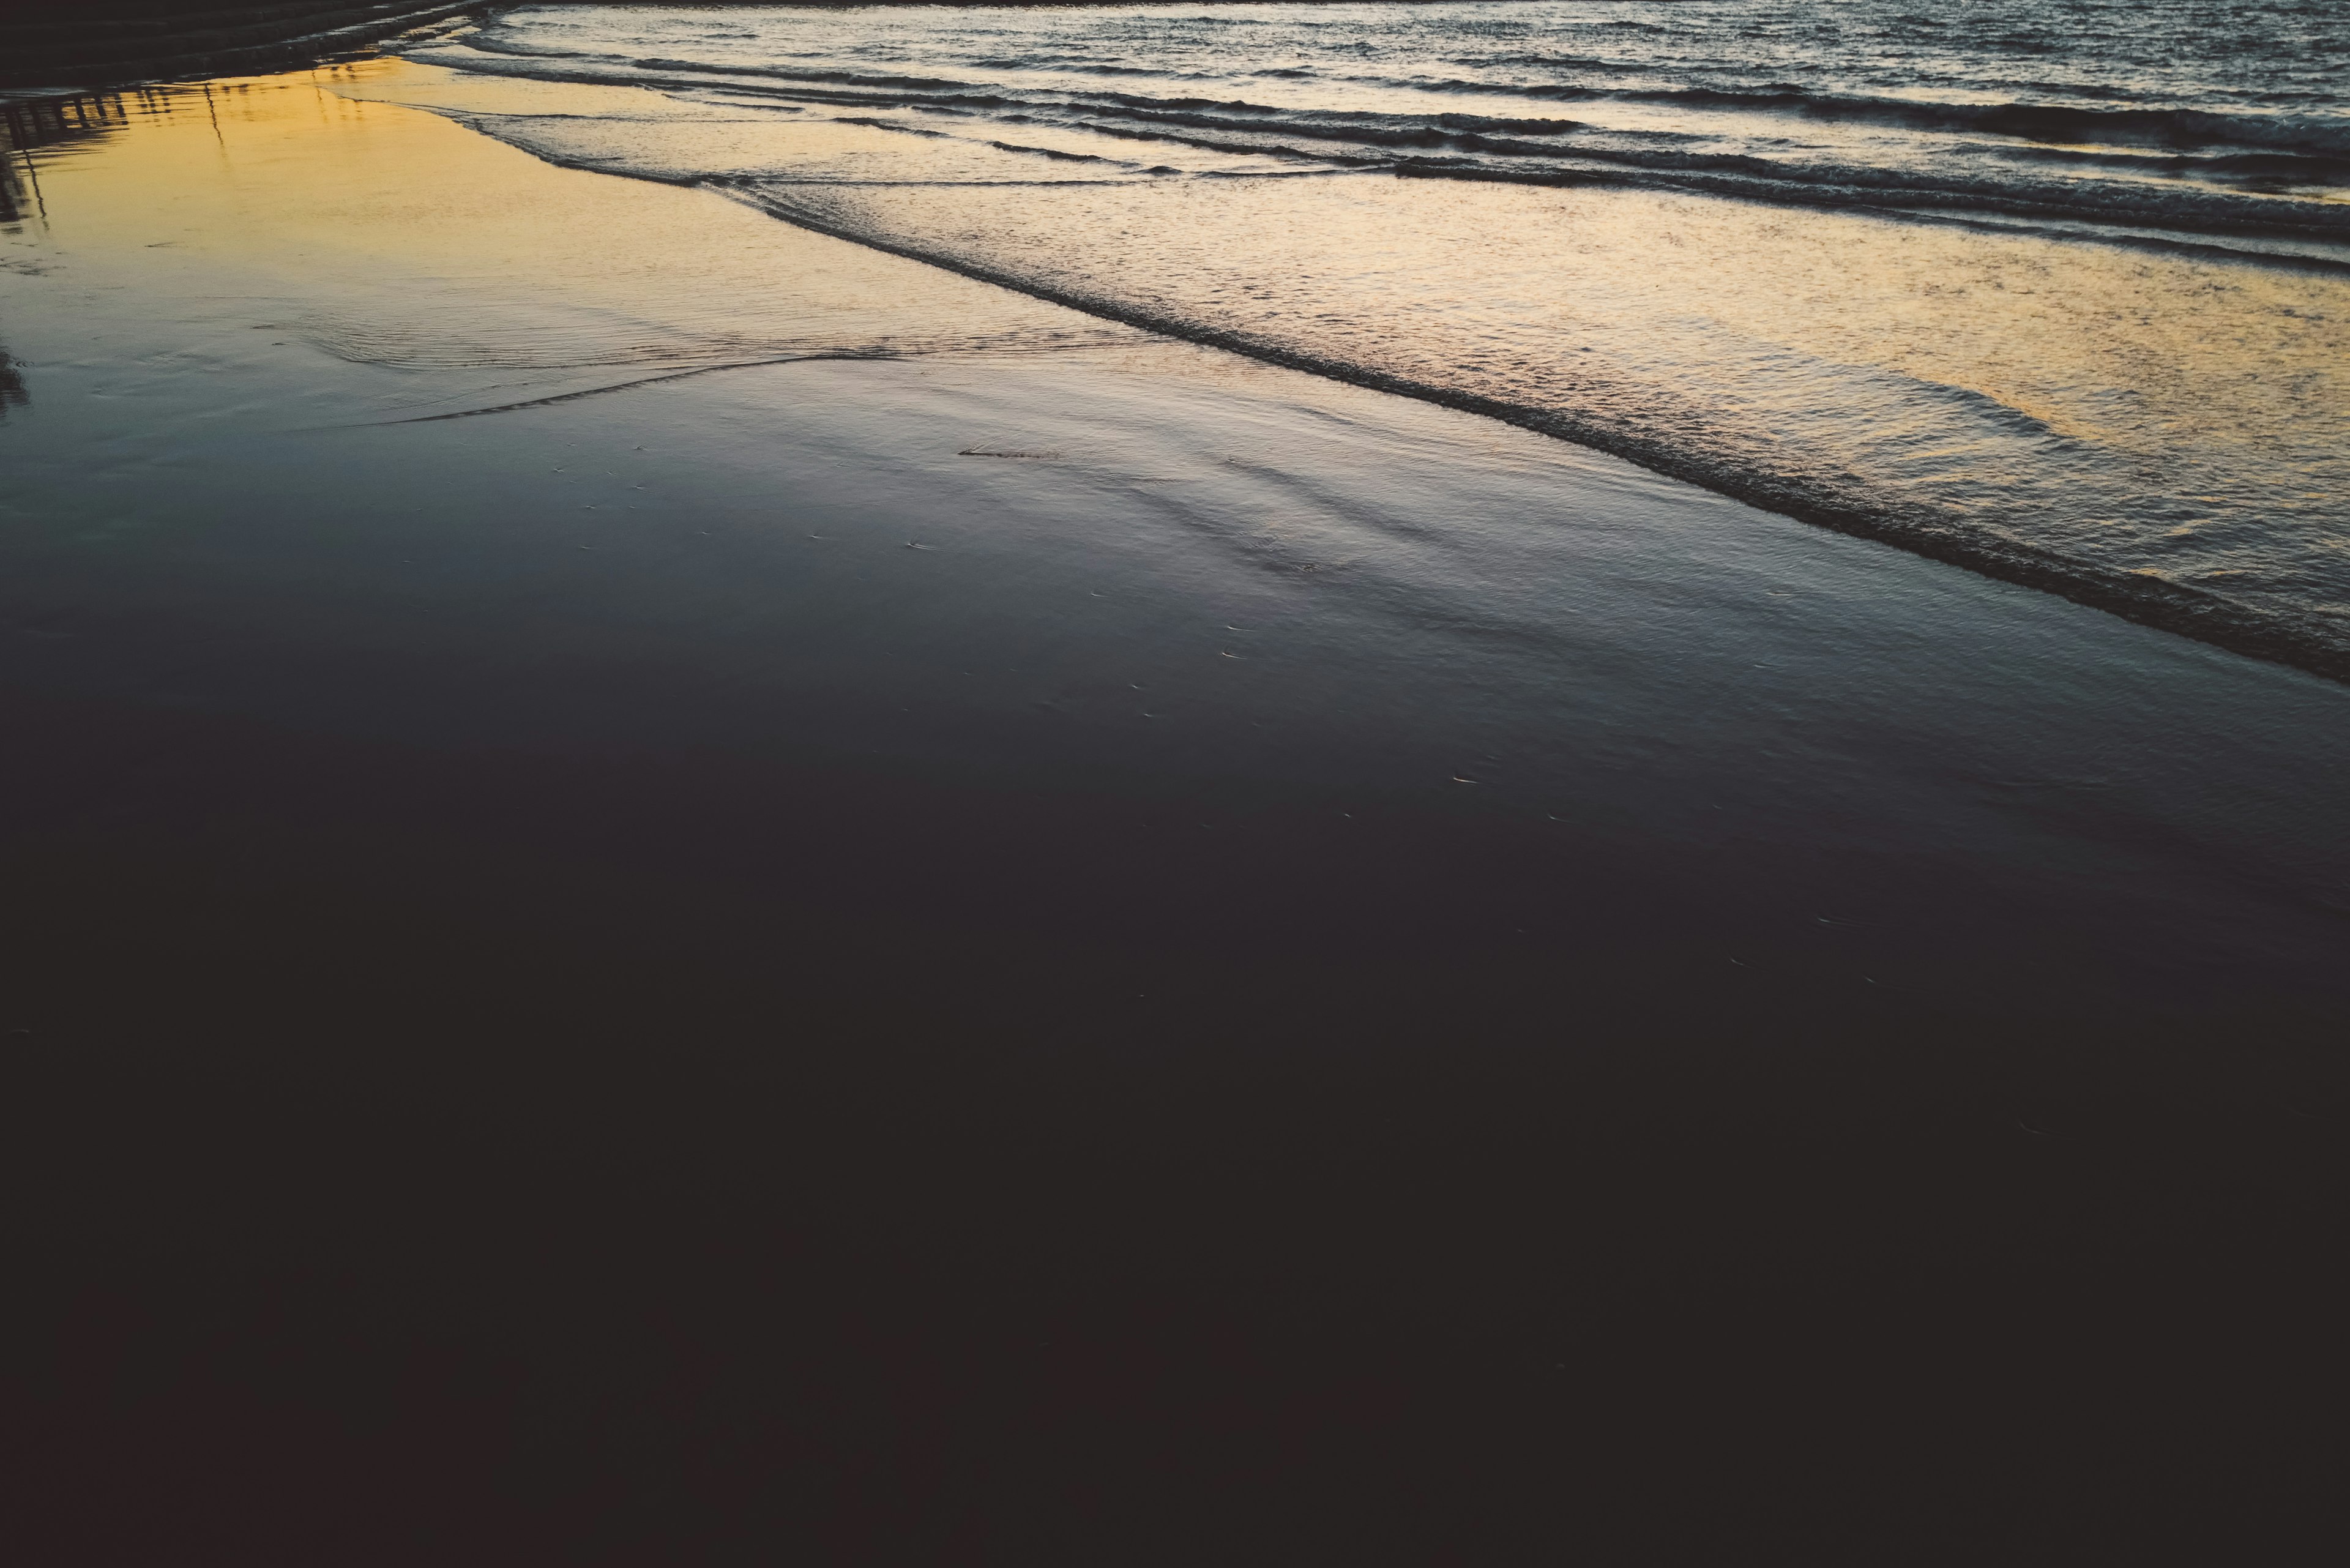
[833,117,950,139]
[1619,89,2350,159]
[1043,101,2350,240]
[704,177,2348,680]
[419,41,2350,248]
[1089,100,1591,144]
[384,2,2350,681]
[631,57,978,94]
[1403,73,2350,157]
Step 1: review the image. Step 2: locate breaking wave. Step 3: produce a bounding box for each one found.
[374,2,2350,679]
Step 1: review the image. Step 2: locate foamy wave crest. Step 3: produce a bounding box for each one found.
[382,2,2350,680]
[409,34,2350,253]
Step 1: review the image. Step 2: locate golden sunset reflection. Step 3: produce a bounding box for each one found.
[7,9,2350,1555]
[346,44,2350,668]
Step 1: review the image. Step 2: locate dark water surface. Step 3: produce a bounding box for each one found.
[4,63,2349,1565]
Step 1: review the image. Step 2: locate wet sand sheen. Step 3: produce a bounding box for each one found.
[390,8,2350,681]
[5,62,2350,1562]
[4,65,2345,1020]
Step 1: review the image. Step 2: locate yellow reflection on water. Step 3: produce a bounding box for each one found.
[5,56,2346,661]
[0,62,1135,427]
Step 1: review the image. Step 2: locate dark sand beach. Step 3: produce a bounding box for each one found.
[6,47,2349,1564]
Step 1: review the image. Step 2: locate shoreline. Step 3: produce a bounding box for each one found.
[389,23,2350,690]
[6,65,2346,1027]
[6,61,2349,1561]
[18,20,2346,684]
[713,177,2350,688]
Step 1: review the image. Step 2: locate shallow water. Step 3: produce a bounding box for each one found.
[362,1,2350,676]
[4,67,2346,1026]
[6,64,2350,1562]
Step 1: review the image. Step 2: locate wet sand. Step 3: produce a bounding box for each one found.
[6,67,2348,1562]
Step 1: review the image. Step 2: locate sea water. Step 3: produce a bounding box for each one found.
[349,2,2343,673]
